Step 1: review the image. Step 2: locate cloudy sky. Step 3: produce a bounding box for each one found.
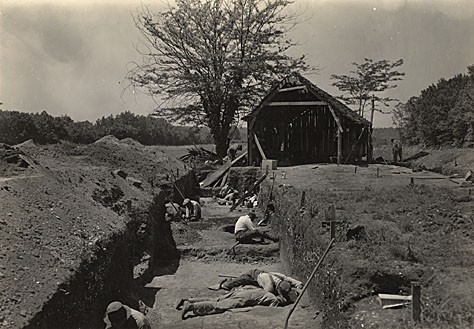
[1,0,473,127]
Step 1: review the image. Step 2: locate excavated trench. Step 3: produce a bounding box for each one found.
[19,162,468,329]
[22,172,197,329]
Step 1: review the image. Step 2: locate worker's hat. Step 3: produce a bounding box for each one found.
[183,198,191,206]
[248,211,257,219]
[277,280,291,295]
[105,301,131,324]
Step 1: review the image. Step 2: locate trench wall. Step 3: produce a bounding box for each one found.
[261,183,349,329]
[24,172,196,329]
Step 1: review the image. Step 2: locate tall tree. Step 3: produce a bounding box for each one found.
[330,58,404,124]
[127,0,310,157]
[394,66,474,147]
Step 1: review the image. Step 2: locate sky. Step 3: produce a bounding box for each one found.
[1,0,473,127]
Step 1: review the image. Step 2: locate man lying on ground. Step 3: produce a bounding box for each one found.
[214,269,303,297]
[234,212,278,243]
[176,283,292,320]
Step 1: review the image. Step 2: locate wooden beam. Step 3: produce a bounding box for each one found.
[253,133,267,160]
[277,86,307,93]
[411,282,421,323]
[328,105,343,133]
[200,151,247,187]
[267,101,328,107]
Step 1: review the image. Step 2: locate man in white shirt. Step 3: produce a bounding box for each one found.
[182,198,201,221]
[218,268,303,297]
[234,212,278,243]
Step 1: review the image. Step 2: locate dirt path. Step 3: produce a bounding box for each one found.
[142,198,320,329]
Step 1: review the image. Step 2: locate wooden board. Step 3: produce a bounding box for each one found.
[200,151,247,187]
[253,133,267,160]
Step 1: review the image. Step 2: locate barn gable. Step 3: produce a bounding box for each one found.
[243,73,373,166]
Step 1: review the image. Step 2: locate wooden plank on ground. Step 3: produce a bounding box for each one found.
[201,151,247,187]
[230,174,267,211]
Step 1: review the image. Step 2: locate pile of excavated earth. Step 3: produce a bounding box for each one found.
[0,137,186,329]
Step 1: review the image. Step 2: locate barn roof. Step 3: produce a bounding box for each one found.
[243,72,371,126]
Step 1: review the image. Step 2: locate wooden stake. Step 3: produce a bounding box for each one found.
[377,167,380,178]
[330,221,336,239]
[300,191,306,208]
[354,166,357,173]
[410,177,415,186]
[411,281,421,323]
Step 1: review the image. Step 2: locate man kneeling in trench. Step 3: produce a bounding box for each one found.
[176,281,294,319]
[104,301,151,329]
[234,212,278,243]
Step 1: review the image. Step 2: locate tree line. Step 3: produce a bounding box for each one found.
[0,110,214,146]
[394,65,474,148]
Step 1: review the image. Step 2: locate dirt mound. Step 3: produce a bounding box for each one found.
[14,139,37,149]
[374,145,474,177]
[0,143,34,176]
[1,141,193,328]
[93,134,120,145]
[120,138,143,147]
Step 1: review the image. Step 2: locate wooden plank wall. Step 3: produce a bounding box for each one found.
[249,105,369,165]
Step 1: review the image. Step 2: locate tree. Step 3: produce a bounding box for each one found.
[127,0,310,157]
[392,65,474,147]
[330,58,405,125]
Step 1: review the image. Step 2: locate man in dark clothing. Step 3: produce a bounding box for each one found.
[391,139,403,162]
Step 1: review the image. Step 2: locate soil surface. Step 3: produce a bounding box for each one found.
[270,163,474,328]
[140,198,320,329]
[2,139,473,328]
[0,138,184,329]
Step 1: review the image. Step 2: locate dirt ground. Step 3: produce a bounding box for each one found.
[0,138,185,328]
[269,162,474,328]
[1,139,473,328]
[141,198,320,329]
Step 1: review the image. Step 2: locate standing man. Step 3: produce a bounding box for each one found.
[226,144,243,161]
[182,198,202,221]
[391,138,403,163]
[103,301,151,329]
[234,212,278,243]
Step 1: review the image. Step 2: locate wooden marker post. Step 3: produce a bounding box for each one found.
[330,221,337,239]
[411,281,421,323]
[322,205,341,240]
[354,166,357,174]
[410,177,415,186]
[300,191,306,208]
[377,167,380,178]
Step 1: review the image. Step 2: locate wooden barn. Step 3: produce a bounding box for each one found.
[243,73,373,167]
